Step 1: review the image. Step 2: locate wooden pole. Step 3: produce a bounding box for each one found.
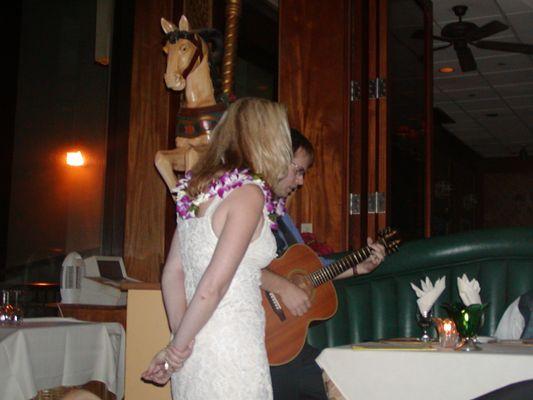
[221,0,241,97]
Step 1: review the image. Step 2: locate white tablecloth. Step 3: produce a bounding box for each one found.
[316,341,533,400]
[0,318,125,400]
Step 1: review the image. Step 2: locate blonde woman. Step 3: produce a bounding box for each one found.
[142,98,293,399]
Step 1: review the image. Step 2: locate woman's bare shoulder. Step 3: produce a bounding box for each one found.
[225,183,265,209]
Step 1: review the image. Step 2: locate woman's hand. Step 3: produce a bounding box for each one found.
[141,341,194,385]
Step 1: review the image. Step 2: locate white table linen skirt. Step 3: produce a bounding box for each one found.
[316,343,533,400]
[0,318,125,400]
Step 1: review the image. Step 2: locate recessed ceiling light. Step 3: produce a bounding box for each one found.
[485,113,499,117]
[439,66,455,73]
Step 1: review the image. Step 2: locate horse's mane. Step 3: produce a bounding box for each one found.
[198,29,224,101]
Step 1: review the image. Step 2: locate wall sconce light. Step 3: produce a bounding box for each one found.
[66,151,85,167]
[439,66,455,73]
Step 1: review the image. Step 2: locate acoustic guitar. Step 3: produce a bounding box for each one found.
[262,228,400,365]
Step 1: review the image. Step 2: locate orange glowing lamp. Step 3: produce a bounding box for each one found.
[66,151,85,167]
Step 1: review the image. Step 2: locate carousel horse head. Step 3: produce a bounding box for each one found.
[161,16,223,106]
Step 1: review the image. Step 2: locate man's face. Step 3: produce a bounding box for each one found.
[275,147,313,198]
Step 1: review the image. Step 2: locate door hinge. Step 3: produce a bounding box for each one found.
[368,192,386,214]
[350,80,361,102]
[349,193,360,215]
[369,77,386,99]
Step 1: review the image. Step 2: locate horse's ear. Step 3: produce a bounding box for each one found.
[178,15,190,32]
[161,18,177,34]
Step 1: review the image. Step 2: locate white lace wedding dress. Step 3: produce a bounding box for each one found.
[171,183,277,399]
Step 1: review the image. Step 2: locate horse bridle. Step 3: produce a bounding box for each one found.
[165,30,204,79]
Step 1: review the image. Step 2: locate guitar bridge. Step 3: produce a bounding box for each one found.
[265,291,286,321]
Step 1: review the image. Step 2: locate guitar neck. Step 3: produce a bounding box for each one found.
[307,245,373,287]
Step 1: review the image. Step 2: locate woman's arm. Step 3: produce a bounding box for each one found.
[161,229,187,333]
[142,229,191,384]
[170,184,265,351]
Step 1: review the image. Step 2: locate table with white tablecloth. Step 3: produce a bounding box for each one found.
[316,341,533,400]
[0,318,125,400]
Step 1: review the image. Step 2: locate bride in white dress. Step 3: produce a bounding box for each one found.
[142,98,294,399]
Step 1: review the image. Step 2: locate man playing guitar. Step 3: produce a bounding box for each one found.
[260,129,386,400]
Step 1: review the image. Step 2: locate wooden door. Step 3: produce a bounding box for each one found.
[280,0,432,251]
[365,0,389,241]
[347,0,388,248]
[279,0,390,251]
[279,0,352,251]
[347,0,368,250]
[350,0,435,247]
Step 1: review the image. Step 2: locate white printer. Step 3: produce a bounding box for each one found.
[61,253,140,306]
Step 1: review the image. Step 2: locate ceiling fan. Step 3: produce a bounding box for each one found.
[415,5,533,72]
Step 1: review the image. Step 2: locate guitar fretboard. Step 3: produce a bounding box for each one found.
[308,246,374,287]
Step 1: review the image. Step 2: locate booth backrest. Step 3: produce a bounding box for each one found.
[307,227,533,349]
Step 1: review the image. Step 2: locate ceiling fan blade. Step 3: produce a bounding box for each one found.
[472,40,533,54]
[455,45,477,72]
[465,21,508,42]
[434,43,453,51]
[433,35,452,43]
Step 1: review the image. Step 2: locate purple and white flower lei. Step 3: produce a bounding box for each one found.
[173,169,286,229]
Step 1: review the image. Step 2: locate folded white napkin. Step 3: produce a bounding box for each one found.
[457,273,481,306]
[410,276,446,316]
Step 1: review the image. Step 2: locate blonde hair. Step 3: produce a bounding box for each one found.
[187,97,292,196]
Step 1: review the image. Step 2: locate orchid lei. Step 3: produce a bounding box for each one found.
[173,169,286,229]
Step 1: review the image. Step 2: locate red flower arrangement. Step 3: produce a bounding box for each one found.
[300,232,334,256]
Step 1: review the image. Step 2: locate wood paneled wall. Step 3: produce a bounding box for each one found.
[279,0,351,251]
[123,0,177,282]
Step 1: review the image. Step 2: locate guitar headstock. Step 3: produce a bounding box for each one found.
[377,227,401,255]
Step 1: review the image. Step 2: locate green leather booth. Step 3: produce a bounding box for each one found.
[307,227,533,349]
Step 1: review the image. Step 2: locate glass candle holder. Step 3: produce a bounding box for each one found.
[0,289,24,324]
[433,317,460,349]
[11,289,23,324]
[442,303,488,351]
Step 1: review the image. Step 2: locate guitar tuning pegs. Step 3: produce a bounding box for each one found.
[378,226,393,238]
[383,238,402,254]
[375,227,401,254]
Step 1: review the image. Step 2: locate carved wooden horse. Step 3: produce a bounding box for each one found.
[156,16,225,192]
[161,16,221,108]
